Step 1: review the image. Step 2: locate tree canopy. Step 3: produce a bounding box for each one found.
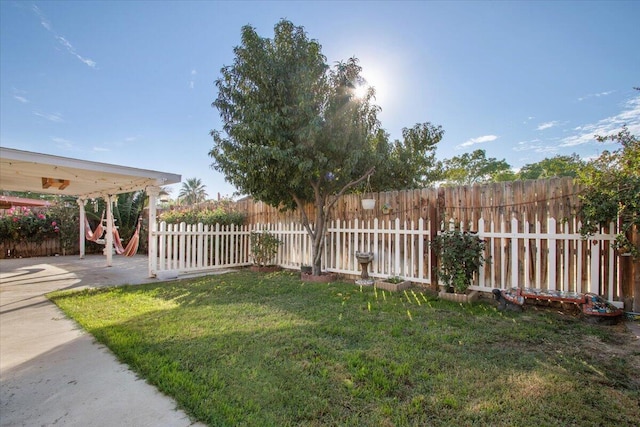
[370,123,444,191]
[577,125,640,256]
[518,154,584,180]
[209,19,443,273]
[440,149,511,185]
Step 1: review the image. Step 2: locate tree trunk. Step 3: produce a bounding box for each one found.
[311,197,326,276]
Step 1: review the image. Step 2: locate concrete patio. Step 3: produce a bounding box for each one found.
[0,255,206,427]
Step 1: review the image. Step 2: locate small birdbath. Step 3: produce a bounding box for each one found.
[355,251,374,286]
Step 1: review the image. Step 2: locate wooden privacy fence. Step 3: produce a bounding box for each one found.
[0,238,61,259]
[150,215,620,303]
[235,177,583,229]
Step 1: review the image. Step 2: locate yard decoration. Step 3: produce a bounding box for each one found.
[494,288,624,323]
[360,176,376,210]
[355,251,374,285]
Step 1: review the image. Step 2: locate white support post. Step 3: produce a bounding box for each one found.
[511,216,519,288]
[105,195,114,267]
[77,198,86,259]
[547,217,556,291]
[590,238,600,294]
[147,186,160,277]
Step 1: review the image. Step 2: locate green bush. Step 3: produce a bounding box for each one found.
[431,229,486,293]
[250,231,281,266]
[159,206,245,227]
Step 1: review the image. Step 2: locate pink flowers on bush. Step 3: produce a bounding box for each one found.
[0,207,61,243]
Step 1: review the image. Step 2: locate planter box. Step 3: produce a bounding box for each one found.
[438,290,479,304]
[374,279,411,292]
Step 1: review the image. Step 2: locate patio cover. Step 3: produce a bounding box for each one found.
[0,147,181,273]
[0,147,180,199]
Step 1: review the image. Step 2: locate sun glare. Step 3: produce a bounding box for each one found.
[353,84,368,99]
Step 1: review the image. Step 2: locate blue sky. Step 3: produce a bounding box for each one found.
[1,1,639,199]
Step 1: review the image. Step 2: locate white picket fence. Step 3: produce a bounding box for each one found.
[150,216,621,301]
[473,216,619,301]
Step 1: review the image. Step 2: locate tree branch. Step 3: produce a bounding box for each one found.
[326,166,376,212]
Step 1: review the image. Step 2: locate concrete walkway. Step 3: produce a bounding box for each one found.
[0,255,206,427]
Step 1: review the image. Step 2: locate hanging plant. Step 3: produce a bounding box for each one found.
[361,176,376,210]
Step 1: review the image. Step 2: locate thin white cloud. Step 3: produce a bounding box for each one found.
[578,90,616,102]
[34,111,64,122]
[536,121,559,131]
[457,134,498,148]
[12,88,29,103]
[125,136,137,142]
[560,95,640,147]
[52,137,72,149]
[513,139,558,154]
[189,69,197,89]
[32,5,97,69]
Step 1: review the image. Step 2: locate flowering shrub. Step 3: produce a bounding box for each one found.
[159,206,245,226]
[0,206,60,244]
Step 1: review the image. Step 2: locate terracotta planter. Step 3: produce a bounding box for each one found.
[438,290,479,304]
[374,279,411,292]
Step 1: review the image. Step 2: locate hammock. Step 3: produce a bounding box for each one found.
[112,218,141,257]
[84,212,105,242]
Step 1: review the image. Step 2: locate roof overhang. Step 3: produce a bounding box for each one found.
[0,147,181,199]
[0,195,52,209]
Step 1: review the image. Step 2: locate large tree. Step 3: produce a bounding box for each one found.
[210,20,440,274]
[370,123,444,190]
[440,149,511,185]
[210,21,377,275]
[518,154,584,180]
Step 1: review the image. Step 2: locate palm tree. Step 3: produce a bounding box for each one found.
[178,178,208,205]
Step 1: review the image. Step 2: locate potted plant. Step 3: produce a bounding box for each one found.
[431,229,486,303]
[374,275,411,292]
[249,230,281,272]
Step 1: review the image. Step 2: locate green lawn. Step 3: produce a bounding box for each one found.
[48,270,640,426]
